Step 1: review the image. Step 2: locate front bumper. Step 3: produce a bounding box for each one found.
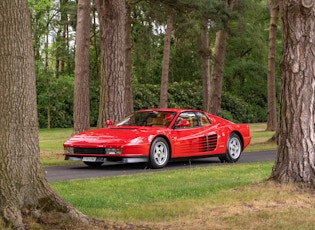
[65,155,148,163]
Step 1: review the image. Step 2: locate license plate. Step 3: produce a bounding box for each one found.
[82,157,97,162]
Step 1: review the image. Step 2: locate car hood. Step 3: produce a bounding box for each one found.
[64,126,161,148]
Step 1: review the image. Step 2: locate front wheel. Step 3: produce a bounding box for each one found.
[148,137,170,169]
[219,133,242,163]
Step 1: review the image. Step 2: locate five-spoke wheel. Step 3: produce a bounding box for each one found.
[219,133,242,163]
[148,137,170,169]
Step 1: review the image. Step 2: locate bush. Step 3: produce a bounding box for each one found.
[221,92,266,123]
[37,74,74,128]
[133,81,267,123]
[36,79,267,128]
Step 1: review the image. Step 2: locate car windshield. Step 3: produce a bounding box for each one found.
[116,111,176,127]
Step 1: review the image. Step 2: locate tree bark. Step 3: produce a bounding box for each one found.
[125,2,134,115]
[270,0,315,187]
[73,0,91,134]
[96,0,127,126]
[159,13,173,108]
[0,1,96,228]
[200,17,211,113]
[209,29,227,115]
[209,0,235,116]
[266,0,279,131]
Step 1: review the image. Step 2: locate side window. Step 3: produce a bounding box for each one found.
[197,112,211,127]
[174,112,198,129]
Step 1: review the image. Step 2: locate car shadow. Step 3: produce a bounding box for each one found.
[69,157,222,171]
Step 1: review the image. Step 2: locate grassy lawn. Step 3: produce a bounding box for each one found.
[39,128,73,166]
[39,124,315,229]
[50,162,315,229]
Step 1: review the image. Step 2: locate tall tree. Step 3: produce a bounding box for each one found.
[55,0,68,76]
[125,2,134,115]
[159,13,173,108]
[270,0,315,186]
[209,0,235,115]
[96,0,128,126]
[73,0,91,134]
[200,17,211,112]
[266,0,278,131]
[0,0,94,228]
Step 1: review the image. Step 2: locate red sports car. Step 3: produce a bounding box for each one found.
[64,108,251,168]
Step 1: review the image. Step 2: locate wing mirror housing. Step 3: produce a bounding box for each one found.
[105,120,114,127]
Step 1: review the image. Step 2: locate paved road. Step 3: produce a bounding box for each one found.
[45,150,276,182]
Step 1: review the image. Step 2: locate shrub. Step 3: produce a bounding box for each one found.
[36,79,267,128]
[133,81,267,123]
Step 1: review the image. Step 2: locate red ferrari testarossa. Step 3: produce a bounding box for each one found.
[64,108,251,168]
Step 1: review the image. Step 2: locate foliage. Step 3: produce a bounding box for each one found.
[134,81,266,123]
[221,92,266,123]
[32,0,278,128]
[37,72,100,128]
[37,73,74,128]
[36,76,267,128]
[133,81,203,110]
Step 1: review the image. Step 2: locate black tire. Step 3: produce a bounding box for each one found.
[219,133,242,163]
[83,161,103,167]
[148,137,170,169]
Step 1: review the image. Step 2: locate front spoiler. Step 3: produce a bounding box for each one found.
[65,156,148,164]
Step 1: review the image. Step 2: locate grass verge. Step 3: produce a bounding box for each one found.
[31,124,314,229]
[51,162,315,229]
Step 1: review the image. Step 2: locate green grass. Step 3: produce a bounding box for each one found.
[51,162,315,229]
[245,123,276,152]
[39,128,73,166]
[39,128,72,152]
[43,124,315,229]
[51,162,273,222]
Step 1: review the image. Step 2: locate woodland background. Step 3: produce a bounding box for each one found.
[30,0,279,128]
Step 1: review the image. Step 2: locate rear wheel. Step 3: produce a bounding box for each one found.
[219,133,242,163]
[148,137,170,169]
[83,161,103,167]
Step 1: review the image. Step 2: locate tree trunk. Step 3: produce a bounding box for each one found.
[73,0,91,135]
[91,1,100,79]
[209,29,227,115]
[200,17,211,112]
[209,0,235,116]
[96,0,127,126]
[266,0,278,131]
[159,13,173,108]
[125,2,134,115]
[270,0,315,186]
[0,1,97,228]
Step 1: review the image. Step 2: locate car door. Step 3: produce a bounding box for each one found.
[170,112,218,158]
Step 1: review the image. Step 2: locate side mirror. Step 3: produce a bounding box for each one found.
[105,120,114,127]
[176,119,190,127]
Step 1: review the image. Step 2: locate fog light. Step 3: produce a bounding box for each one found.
[65,147,74,154]
[105,148,122,154]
